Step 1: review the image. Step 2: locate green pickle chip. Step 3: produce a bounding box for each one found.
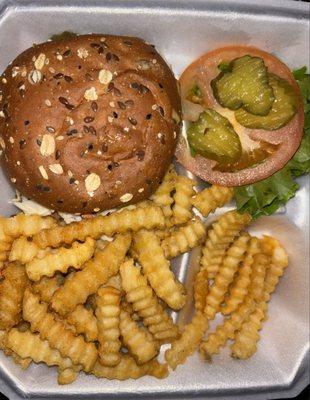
[187,84,203,104]
[235,74,297,130]
[211,55,275,116]
[187,109,242,164]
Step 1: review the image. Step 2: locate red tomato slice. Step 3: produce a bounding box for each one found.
[176,46,304,186]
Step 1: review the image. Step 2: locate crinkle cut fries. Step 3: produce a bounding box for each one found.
[0,166,288,384]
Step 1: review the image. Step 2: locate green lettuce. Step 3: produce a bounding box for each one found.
[234,67,310,218]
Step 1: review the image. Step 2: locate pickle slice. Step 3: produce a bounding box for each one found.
[211,55,275,116]
[186,84,203,104]
[187,109,242,164]
[235,74,297,130]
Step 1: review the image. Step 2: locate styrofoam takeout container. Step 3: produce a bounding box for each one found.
[0,0,309,399]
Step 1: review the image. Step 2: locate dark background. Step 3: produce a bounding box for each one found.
[0,0,309,399]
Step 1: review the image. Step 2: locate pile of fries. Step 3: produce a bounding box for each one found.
[0,166,288,384]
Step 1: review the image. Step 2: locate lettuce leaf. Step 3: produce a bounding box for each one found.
[234,67,310,218]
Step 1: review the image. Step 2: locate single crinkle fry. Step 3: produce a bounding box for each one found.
[191,185,234,217]
[0,329,32,369]
[205,233,250,319]
[221,237,260,315]
[120,308,158,364]
[26,237,95,281]
[200,210,252,280]
[165,312,208,370]
[200,297,256,359]
[51,234,131,315]
[23,289,97,371]
[161,218,206,259]
[193,269,209,312]
[120,258,179,342]
[92,354,168,380]
[151,165,177,219]
[0,227,13,269]
[247,253,268,302]
[133,230,186,310]
[66,304,98,342]
[231,237,288,359]
[0,263,29,329]
[33,205,164,249]
[9,236,40,264]
[5,328,78,371]
[96,286,121,367]
[0,214,56,238]
[57,368,78,385]
[260,236,289,297]
[231,303,266,359]
[172,175,195,225]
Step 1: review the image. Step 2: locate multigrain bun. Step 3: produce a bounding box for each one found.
[0,34,181,214]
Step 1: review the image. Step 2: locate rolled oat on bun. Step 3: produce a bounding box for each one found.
[0,34,181,214]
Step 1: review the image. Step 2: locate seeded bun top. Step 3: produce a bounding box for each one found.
[0,34,181,214]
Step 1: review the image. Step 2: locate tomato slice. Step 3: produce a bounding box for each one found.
[176,46,304,186]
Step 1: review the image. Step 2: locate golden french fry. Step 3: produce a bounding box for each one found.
[247,253,268,301]
[221,237,260,315]
[200,297,256,358]
[120,258,179,342]
[165,312,208,370]
[32,274,64,303]
[0,329,32,369]
[96,286,121,367]
[200,210,252,279]
[51,234,131,315]
[0,263,29,329]
[9,236,40,264]
[0,227,12,269]
[193,269,209,313]
[0,215,56,238]
[192,185,234,217]
[67,305,98,342]
[92,354,168,380]
[205,233,250,319]
[151,165,177,218]
[120,308,158,364]
[133,230,186,310]
[33,205,164,249]
[161,218,206,259]
[23,289,97,371]
[57,368,78,385]
[26,237,95,281]
[260,235,289,297]
[231,303,266,359]
[172,175,195,225]
[5,329,78,371]
[231,237,288,359]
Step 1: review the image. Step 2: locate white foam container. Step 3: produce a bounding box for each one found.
[0,1,309,399]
